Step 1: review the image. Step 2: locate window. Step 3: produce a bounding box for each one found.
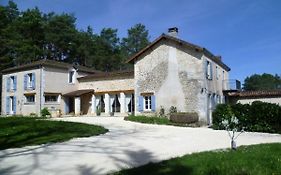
[45,95,58,103]
[6,96,16,114]
[206,60,212,80]
[144,96,152,111]
[25,94,35,103]
[216,66,219,80]
[24,73,35,90]
[7,75,17,91]
[68,71,75,83]
[27,73,33,88]
[10,76,15,89]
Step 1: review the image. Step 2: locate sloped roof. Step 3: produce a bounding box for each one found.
[126,34,231,71]
[78,70,134,81]
[224,90,281,97]
[1,59,102,74]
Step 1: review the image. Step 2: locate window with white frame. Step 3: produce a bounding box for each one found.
[45,95,59,103]
[25,94,35,103]
[143,96,152,111]
[68,71,75,83]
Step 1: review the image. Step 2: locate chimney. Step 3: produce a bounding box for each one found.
[168,27,178,38]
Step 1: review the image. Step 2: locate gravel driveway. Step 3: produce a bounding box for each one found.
[1,117,281,175]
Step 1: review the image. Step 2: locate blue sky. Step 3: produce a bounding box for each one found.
[2,0,281,82]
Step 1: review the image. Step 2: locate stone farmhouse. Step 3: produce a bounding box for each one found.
[1,28,235,124]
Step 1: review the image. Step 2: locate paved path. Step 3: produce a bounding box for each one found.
[1,117,281,175]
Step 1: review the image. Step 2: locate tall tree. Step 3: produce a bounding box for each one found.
[44,13,78,62]
[93,28,122,71]
[243,73,281,91]
[121,23,150,59]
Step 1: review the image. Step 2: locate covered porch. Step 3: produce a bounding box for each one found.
[63,90,134,116]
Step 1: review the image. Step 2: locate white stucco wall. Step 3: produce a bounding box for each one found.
[1,68,41,115]
[237,97,281,105]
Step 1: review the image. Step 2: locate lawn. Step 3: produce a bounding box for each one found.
[0,117,108,150]
[114,143,281,175]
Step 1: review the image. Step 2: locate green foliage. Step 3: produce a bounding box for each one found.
[0,117,108,150]
[169,106,177,114]
[114,143,281,175]
[125,115,171,125]
[0,1,151,73]
[121,23,150,58]
[40,107,50,117]
[158,106,165,117]
[243,73,281,90]
[213,102,281,133]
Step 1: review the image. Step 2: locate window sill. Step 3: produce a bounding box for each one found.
[44,102,60,105]
[24,103,35,105]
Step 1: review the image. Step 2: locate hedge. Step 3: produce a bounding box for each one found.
[212,101,281,133]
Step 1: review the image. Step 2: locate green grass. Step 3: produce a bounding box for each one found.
[125,115,172,125]
[0,117,108,150]
[113,143,281,175]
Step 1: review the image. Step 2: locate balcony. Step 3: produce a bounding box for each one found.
[223,79,241,91]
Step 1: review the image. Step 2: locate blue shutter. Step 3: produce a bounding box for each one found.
[205,61,208,79]
[32,73,35,89]
[14,76,17,91]
[151,95,156,112]
[24,74,27,90]
[210,62,213,80]
[6,97,10,114]
[13,97,16,114]
[6,77,10,92]
[138,96,143,112]
[65,98,69,114]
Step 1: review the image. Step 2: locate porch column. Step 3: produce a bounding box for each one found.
[120,92,126,114]
[74,96,81,115]
[91,94,96,115]
[104,93,110,115]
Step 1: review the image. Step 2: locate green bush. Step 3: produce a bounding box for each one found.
[41,107,50,117]
[213,101,281,133]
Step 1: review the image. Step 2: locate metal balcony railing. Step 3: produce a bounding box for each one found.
[223,79,241,91]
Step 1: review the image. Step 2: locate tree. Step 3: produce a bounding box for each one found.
[121,23,150,59]
[243,73,281,91]
[93,28,123,71]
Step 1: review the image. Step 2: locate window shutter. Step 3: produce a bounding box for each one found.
[210,62,213,80]
[13,97,16,114]
[138,96,143,112]
[65,98,69,114]
[6,77,10,92]
[6,97,10,114]
[205,61,208,79]
[32,73,35,89]
[151,95,156,112]
[24,74,27,90]
[14,76,17,91]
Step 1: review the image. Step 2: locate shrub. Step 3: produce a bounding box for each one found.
[169,106,177,114]
[159,106,165,117]
[170,112,199,124]
[212,101,281,133]
[41,107,50,117]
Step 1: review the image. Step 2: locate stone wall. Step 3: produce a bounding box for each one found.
[134,39,230,123]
